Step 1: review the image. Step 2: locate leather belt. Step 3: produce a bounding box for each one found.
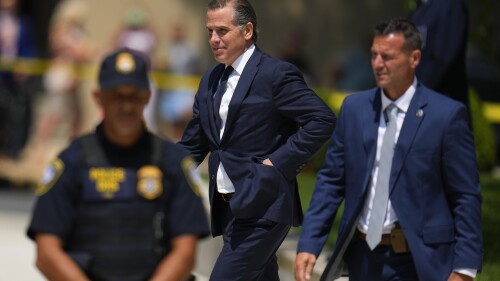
[358,227,411,253]
[220,192,234,202]
[358,230,392,246]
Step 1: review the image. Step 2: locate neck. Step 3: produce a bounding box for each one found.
[384,78,414,101]
[384,88,404,101]
[102,123,144,148]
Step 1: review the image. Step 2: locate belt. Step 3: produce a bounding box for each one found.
[219,192,234,202]
[358,227,411,253]
[358,230,392,246]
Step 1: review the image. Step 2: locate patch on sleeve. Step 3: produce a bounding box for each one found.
[35,158,64,196]
[181,157,203,197]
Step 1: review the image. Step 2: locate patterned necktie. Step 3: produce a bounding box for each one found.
[213,66,233,130]
[366,103,398,250]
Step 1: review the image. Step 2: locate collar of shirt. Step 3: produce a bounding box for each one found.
[380,77,418,114]
[227,44,255,75]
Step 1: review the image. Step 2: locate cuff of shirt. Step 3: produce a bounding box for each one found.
[454,268,477,278]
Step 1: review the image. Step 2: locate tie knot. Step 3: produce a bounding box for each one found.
[221,65,234,82]
[385,103,398,122]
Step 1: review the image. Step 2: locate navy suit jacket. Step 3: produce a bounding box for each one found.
[409,0,469,106]
[180,47,335,236]
[298,83,482,281]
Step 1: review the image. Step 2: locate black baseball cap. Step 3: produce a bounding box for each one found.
[98,48,151,91]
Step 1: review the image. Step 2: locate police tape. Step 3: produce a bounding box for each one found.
[2,57,500,124]
[0,57,201,92]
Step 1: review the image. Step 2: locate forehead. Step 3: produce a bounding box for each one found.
[101,85,147,96]
[371,33,406,52]
[206,6,235,28]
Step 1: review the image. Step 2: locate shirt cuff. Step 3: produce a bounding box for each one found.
[454,268,477,278]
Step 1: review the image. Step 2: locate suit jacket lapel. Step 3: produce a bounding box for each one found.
[362,89,382,192]
[221,50,261,144]
[390,84,428,194]
[204,64,225,144]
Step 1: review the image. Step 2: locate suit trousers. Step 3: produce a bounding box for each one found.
[343,232,418,281]
[209,202,290,281]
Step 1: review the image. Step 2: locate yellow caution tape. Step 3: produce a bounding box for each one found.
[2,57,499,123]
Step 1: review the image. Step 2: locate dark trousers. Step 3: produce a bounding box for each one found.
[344,232,419,281]
[209,203,290,281]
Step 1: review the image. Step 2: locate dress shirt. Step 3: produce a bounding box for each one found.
[358,78,417,234]
[216,44,255,194]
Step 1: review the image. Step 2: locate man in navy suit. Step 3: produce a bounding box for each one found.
[409,0,470,109]
[180,0,335,280]
[295,18,482,281]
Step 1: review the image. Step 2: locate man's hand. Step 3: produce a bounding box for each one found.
[262,158,274,166]
[294,252,317,281]
[447,272,474,281]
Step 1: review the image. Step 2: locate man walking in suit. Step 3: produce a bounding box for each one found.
[180,0,335,280]
[294,18,482,281]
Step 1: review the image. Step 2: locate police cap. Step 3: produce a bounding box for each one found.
[98,48,150,91]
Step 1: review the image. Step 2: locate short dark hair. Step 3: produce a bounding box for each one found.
[374,18,422,53]
[208,0,258,42]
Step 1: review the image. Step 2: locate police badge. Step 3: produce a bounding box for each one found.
[115,52,136,74]
[137,165,163,200]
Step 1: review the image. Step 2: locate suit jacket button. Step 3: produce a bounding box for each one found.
[211,175,215,180]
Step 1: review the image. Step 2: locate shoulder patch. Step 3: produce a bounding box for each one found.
[36,158,64,196]
[181,157,203,197]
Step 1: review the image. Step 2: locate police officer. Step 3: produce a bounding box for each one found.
[27,48,210,281]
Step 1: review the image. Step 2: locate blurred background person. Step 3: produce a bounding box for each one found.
[151,22,201,141]
[326,35,375,93]
[0,0,38,159]
[409,0,470,110]
[165,22,202,76]
[113,4,158,63]
[26,0,97,171]
[156,90,195,142]
[278,29,315,86]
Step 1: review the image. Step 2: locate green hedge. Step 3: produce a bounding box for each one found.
[469,88,497,171]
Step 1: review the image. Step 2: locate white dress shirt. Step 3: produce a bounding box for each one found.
[216,44,255,194]
[358,78,417,234]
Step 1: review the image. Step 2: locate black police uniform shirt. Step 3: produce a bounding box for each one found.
[27,123,210,263]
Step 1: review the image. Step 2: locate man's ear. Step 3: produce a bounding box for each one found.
[244,22,253,41]
[410,49,421,69]
[93,89,102,107]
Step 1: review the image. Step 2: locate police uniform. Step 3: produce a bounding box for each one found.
[27,48,209,281]
[27,124,209,280]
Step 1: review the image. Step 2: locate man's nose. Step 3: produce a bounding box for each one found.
[209,32,220,44]
[372,56,384,69]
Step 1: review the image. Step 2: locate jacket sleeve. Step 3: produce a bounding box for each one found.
[268,61,336,180]
[441,104,483,270]
[297,101,347,256]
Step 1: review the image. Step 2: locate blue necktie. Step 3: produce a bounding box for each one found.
[366,103,398,250]
[213,66,233,130]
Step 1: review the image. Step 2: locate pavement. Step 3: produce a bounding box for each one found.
[0,188,45,281]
